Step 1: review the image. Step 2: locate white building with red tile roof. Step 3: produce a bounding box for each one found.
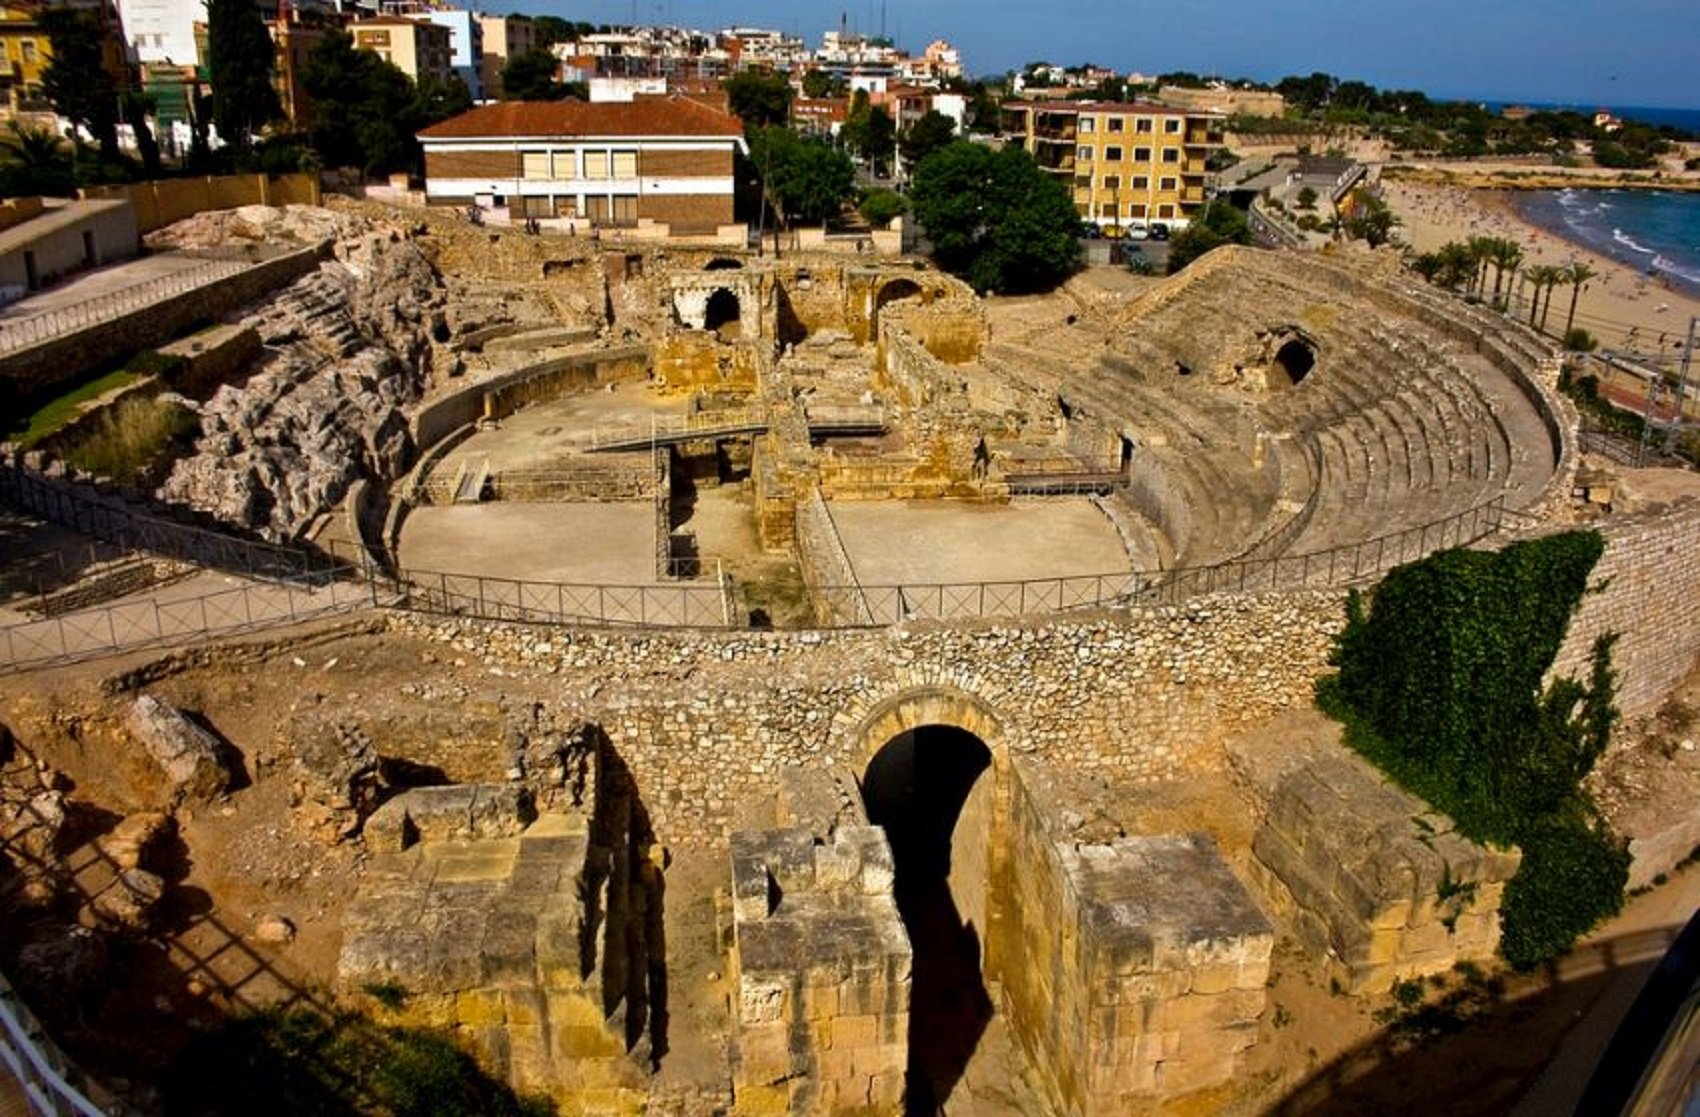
[416,96,747,233]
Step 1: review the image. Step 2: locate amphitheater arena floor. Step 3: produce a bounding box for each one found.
[830,498,1135,586]
[397,502,657,585]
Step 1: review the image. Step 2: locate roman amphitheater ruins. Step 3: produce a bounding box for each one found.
[3,195,1699,1116]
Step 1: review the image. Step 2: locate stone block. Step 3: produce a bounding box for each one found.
[1161,988,1266,1031]
[127,695,232,804]
[456,988,506,1027]
[733,1083,790,1117]
[830,1013,878,1049]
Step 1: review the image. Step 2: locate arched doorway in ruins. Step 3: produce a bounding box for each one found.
[703,287,742,339]
[870,277,925,342]
[854,690,1000,1114]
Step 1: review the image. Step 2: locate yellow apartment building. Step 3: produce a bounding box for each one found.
[0,4,52,118]
[351,17,452,87]
[1004,99,1224,232]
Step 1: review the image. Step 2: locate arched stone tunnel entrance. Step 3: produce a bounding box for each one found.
[862,723,996,1114]
[704,288,742,340]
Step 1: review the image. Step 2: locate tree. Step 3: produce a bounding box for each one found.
[909,141,1081,293]
[417,74,473,122]
[1522,263,1566,330]
[1294,185,1318,210]
[205,0,281,146]
[1490,237,1523,308]
[749,126,855,225]
[501,49,570,101]
[1564,261,1598,341]
[0,121,75,197]
[121,91,161,175]
[302,30,422,176]
[843,101,895,170]
[726,70,791,132]
[898,110,955,171]
[1166,202,1251,274]
[1343,190,1398,248]
[859,187,908,226]
[39,8,120,159]
[800,69,842,99]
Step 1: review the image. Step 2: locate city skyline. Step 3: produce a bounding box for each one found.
[511,0,1700,110]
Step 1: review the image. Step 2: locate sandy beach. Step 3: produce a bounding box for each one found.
[1381,179,1700,357]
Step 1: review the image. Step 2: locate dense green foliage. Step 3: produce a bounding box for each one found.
[39,9,119,157]
[302,31,467,176]
[160,1007,554,1117]
[910,141,1080,293]
[1317,533,1630,969]
[205,0,282,147]
[1166,202,1251,274]
[858,187,909,226]
[842,91,896,170]
[726,70,792,132]
[898,109,956,170]
[1342,190,1399,248]
[500,48,573,101]
[0,122,75,197]
[748,126,855,224]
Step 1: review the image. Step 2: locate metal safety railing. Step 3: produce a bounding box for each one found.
[0,973,107,1117]
[0,259,249,354]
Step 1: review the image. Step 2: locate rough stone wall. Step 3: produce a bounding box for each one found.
[1231,738,1518,994]
[992,761,1271,1112]
[728,827,909,1115]
[652,334,759,395]
[892,301,984,365]
[1549,501,1700,718]
[411,347,649,447]
[390,589,1347,847]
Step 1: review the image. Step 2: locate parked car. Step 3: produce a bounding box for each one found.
[1148,223,1170,241]
[1079,222,1103,239]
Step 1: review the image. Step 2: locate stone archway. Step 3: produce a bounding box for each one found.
[849,687,1003,1114]
[703,288,742,339]
[1269,335,1317,388]
[870,277,927,342]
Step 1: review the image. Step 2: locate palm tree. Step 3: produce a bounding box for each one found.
[1490,239,1523,310]
[1466,235,1496,297]
[1563,261,1598,342]
[1523,265,1563,331]
[0,121,74,197]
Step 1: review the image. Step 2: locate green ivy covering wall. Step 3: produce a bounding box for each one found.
[1316,531,1630,970]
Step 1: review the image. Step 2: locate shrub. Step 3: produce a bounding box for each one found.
[61,394,197,482]
[858,187,908,226]
[1317,532,1628,970]
[1564,327,1598,352]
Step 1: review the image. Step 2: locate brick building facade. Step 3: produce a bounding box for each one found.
[417,97,745,233]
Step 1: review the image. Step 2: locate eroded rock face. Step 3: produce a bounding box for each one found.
[127,695,233,805]
[159,214,445,541]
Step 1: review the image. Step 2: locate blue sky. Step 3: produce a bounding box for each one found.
[511,0,1700,109]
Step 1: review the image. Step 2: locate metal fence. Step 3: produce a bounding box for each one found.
[811,496,1508,626]
[0,259,249,354]
[393,567,733,629]
[0,570,377,674]
[0,468,333,582]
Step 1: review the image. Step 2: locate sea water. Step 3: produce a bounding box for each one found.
[1513,188,1700,298]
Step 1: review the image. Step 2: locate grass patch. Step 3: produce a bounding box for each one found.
[9,367,139,447]
[59,394,197,483]
[160,1007,556,1117]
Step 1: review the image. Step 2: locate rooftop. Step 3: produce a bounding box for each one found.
[417,96,745,141]
[1009,99,1217,117]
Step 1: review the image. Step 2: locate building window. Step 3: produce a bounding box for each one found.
[1074,175,1092,190]
[1104,146,1122,162]
[1131,176,1148,189]
[522,151,550,179]
[1164,118,1181,133]
[1107,116,1124,132]
[1102,175,1119,189]
[1078,116,1094,133]
[1159,203,1175,217]
[1129,202,1147,217]
[1136,117,1152,133]
[21,41,36,64]
[611,150,637,178]
[1162,148,1180,163]
[1133,147,1151,162]
[553,151,577,178]
[584,151,609,179]
[1077,145,1092,161]
[1099,201,1117,218]
[1160,177,1177,190]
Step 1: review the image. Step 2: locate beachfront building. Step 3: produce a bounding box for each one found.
[417,96,745,233]
[1004,99,1225,232]
[351,16,452,87]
